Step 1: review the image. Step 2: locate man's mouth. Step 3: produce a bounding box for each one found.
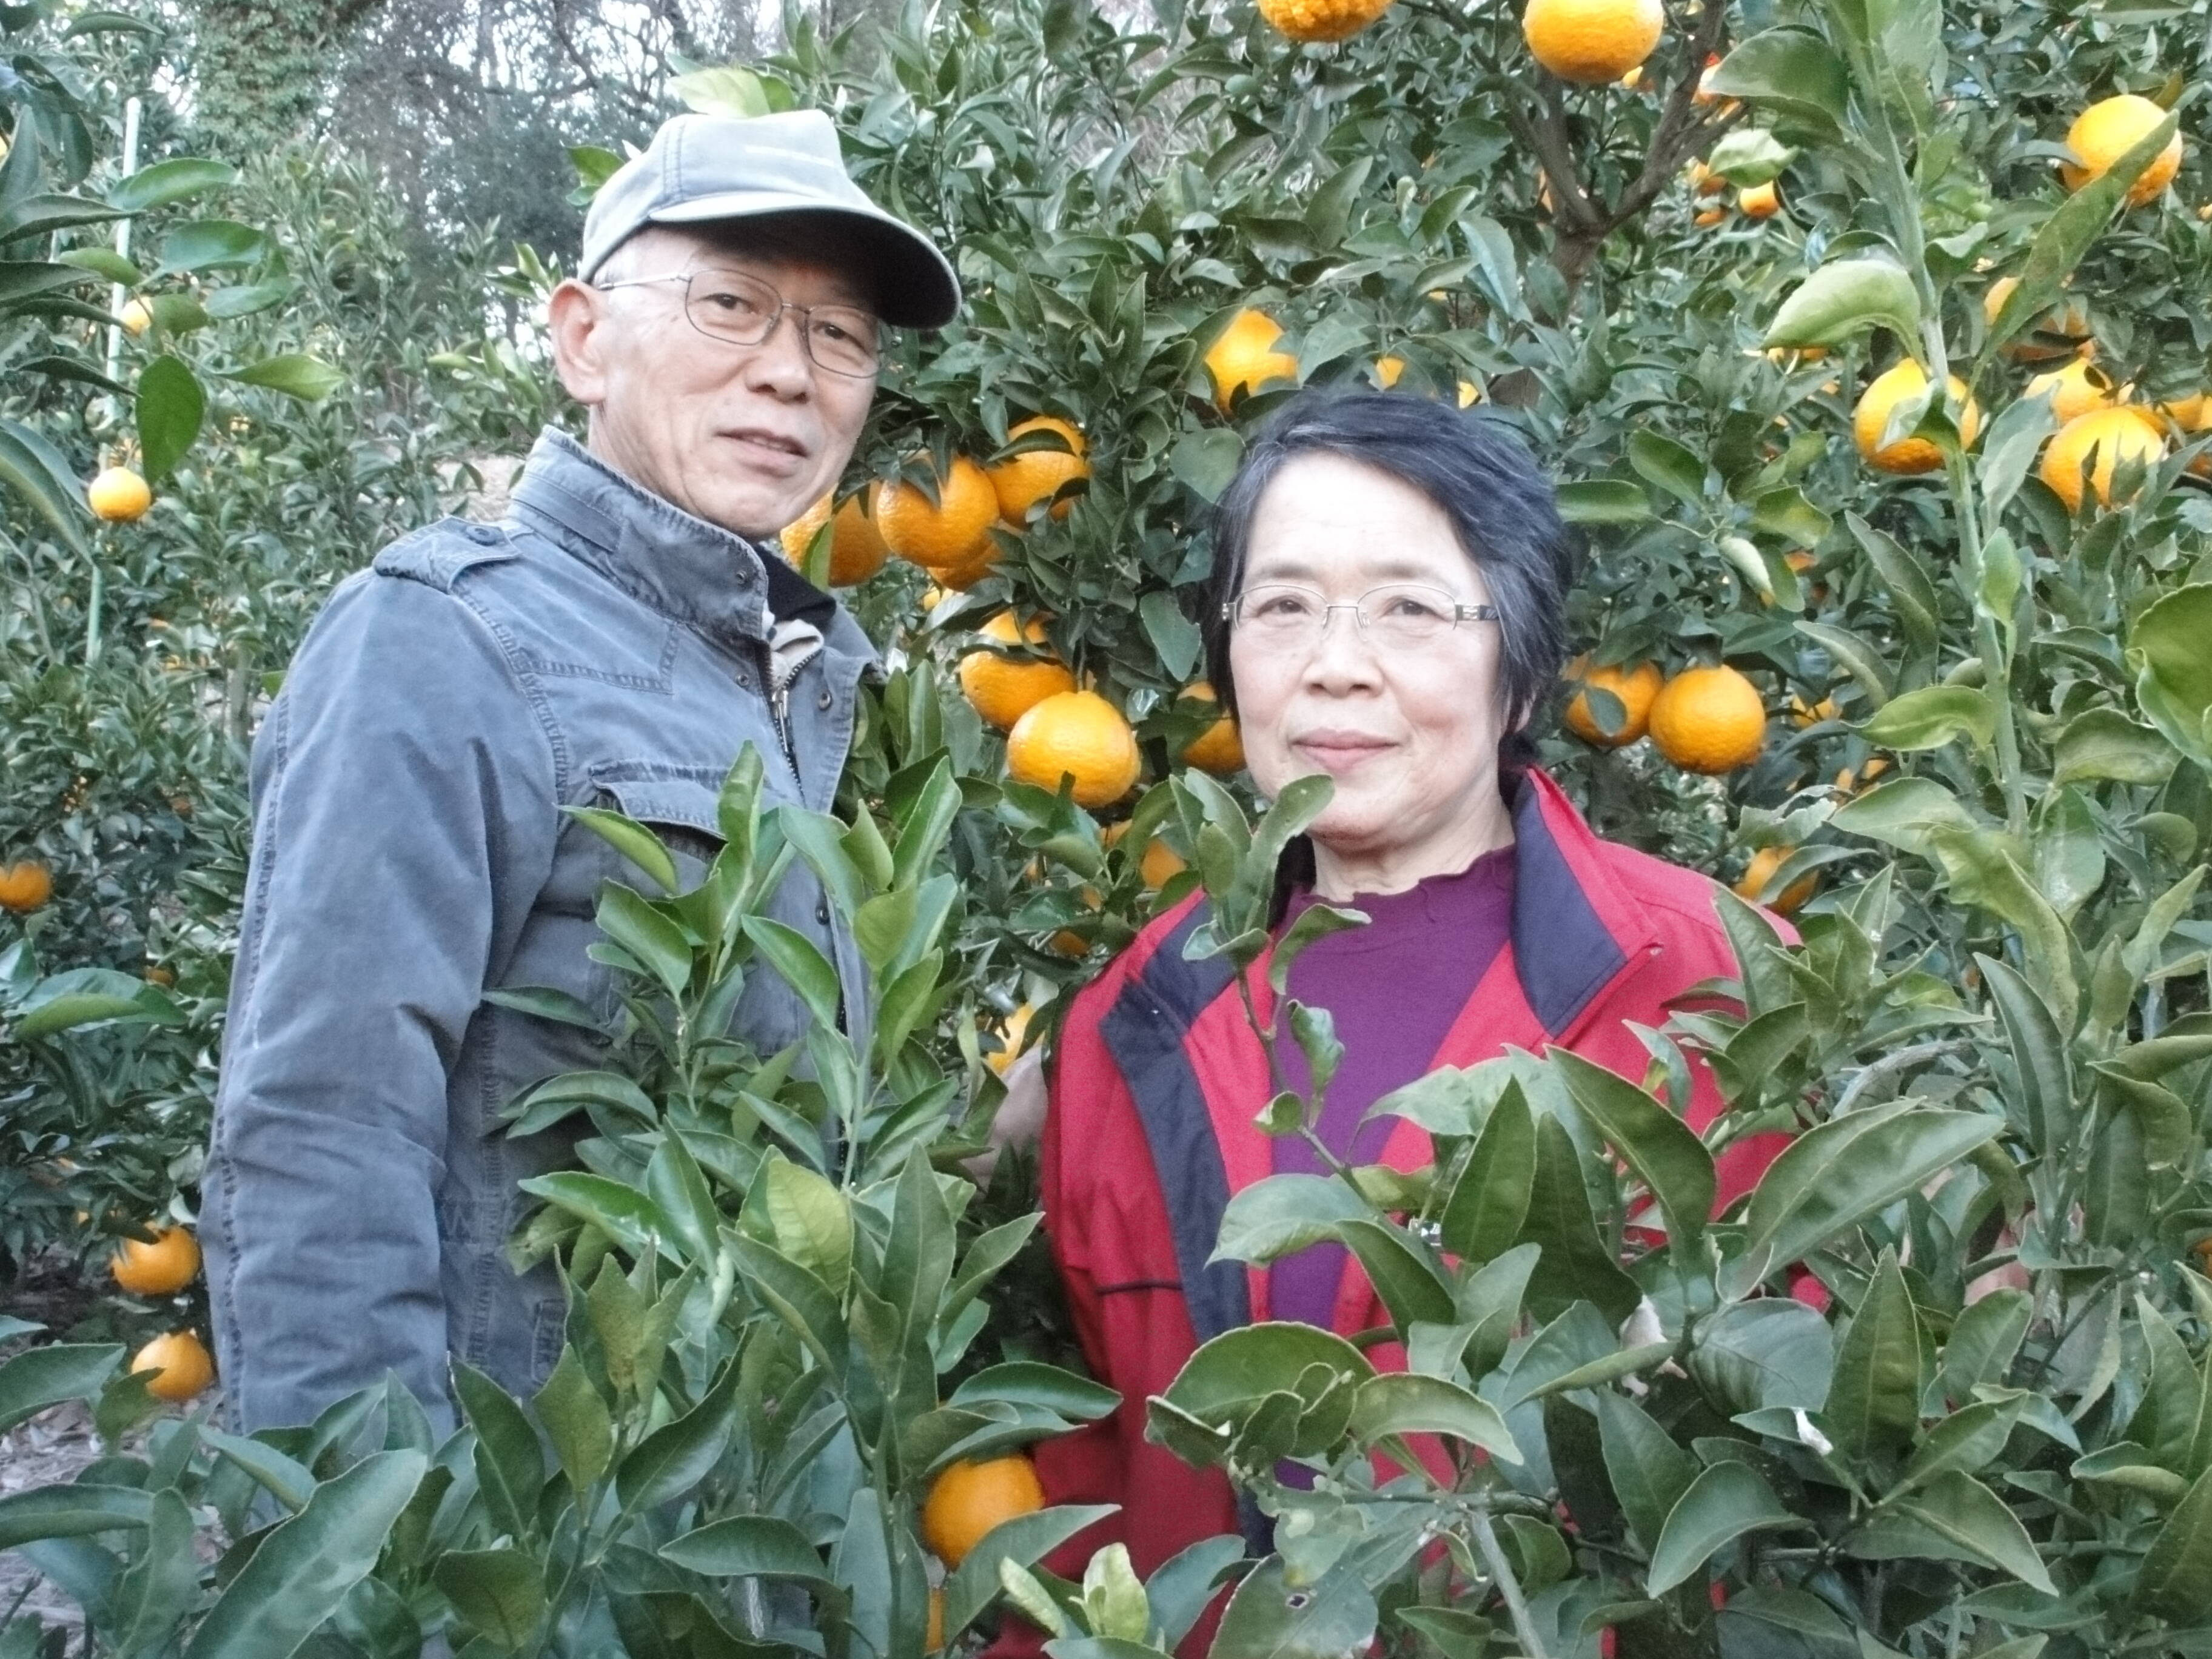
[725,428,808,465]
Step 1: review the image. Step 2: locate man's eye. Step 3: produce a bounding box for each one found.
[701,288,762,315]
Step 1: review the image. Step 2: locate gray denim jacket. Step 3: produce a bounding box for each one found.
[202,428,874,1432]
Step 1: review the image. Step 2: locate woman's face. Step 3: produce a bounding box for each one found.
[1228,452,1512,887]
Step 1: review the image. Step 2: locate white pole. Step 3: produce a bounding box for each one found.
[103,95,141,389]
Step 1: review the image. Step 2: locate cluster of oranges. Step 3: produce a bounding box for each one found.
[1852,95,2197,508]
[109,1224,215,1402]
[777,414,1092,592]
[1563,659,1766,776]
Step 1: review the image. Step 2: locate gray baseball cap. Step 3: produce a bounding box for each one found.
[579,110,960,330]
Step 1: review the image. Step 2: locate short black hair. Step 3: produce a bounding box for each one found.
[1201,389,1578,748]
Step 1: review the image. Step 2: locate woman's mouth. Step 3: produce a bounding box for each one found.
[1291,731,1393,773]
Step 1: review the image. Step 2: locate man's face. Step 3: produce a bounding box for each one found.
[548,226,876,540]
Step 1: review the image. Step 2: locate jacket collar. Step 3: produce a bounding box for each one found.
[506,426,856,658]
[1503,768,1660,1039]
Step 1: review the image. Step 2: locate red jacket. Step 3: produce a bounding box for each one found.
[1028,769,1792,1594]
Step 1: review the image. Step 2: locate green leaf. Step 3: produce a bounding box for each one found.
[616,1359,741,1513]
[433,1547,545,1649]
[1438,1078,1535,1264]
[153,219,269,275]
[1595,1390,1700,1555]
[743,916,842,1030]
[1825,1248,1922,1462]
[534,1347,614,1495]
[1550,1049,1715,1248]
[1707,28,1851,132]
[950,1362,1120,1421]
[1895,1399,2021,1496]
[2139,1465,2212,1621]
[1940,1290,2031,1404]
[1516,1114,1641,1324]
[1208,1558,1377,1659]
[1709,127,1798,186]
[135,354,205,485]
[1744,1103,2001,1272]
[1794,620,1895,706]
[563,806,679,892]
[108,1484,199,1657]
[106,157,238,213]
[1161,1322,1375,1425]
[661,1513,832,1582]
[941,1504,1120,1639]
[200,1427,317,1511]
[1765,258,1920,349]
[180,1449,427,1659]
[752,1156,853,1292]
[0,1484,153,1549]
[2127,584,2212,766]
[1337,1218,1456,1330]
[1171,429,1243,502]
[1644,1460,1804,1596]
[1348,1372,1521,1462]
[1831,776,1979,857]
[1627,431,1706,508]
[1689,1299,1834,1413]
[56,246,141,284]
[0,417,89,554]
[452,1362,545,1542]
[1891,1471,2054,1594]
[1212,1173,1367,1263]
[226,354,343,402]
[1144,1536,1247,1649]
[1980,956,2072,1155]
[1860,685,1996,752]
[669,64,774,118]
[1140,590,1203,683]
[1555,479,1652,525]
[0,1343,123,1434]
[2053,708,2178,787]
[1926,827,2078,1028]
[598,883,694,997]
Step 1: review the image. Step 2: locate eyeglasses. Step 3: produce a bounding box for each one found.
[593,267,883,378]
[1224,583,1501,647]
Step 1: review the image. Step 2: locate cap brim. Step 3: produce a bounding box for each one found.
[648,194,960,330]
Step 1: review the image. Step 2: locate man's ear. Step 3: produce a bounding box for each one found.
[548,278,612,407]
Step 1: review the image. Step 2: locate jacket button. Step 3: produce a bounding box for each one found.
[815,898,830,925]
[464,524,502,545]
[817,688,833,709]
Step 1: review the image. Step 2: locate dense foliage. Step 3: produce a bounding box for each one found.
[4,0,2212,1652]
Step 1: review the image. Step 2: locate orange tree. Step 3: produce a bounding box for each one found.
[5,0,2212,1651]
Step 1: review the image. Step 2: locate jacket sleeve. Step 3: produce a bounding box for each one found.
[201,571,558,1433]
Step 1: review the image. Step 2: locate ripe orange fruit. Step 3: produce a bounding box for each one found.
[1374,355,1406,388]
[1790,694,1840,728]
[87,467,152,523]
[118,298,152,337]
[131,1331,214,1403]
[779,492,890,587]
[1205,310,1300,413]
[2061,95,2184,206]
[1686,161,1728,197]
[920,1455,1046,1567]
[1854,361,1981,475]
[1737,181,1781,219]
[2023,356,2119,427]
[1139,838,1188,891]
[1050,886,1102,957]
[1647,665,1766,774]
[1984,276,2092,361]
[111,1225,201,1296]
[1457,380,1481,408]
[1563,657,1662,746]
[2039,406,2167,512]
[959,613,1076,732]
[0,860,53,912]
[1257,0,1393,42]
[875,456,999,572]
[990,417,1090,525]
[1007,691,1142,808]
[987,1005,1034,1076]
[1735,846,1816,915]
[1522,0,1663,84]
[1834,756,1892,795]
[927,1587,945,1652]
[1179,682,1245,775]
[1692,53,1736,111]
[1692,206,1728,229]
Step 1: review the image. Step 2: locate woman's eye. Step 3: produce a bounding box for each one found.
[1255,594,1313,618]
[1386,594,1446,620]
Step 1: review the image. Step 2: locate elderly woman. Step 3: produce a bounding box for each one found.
[1013,388,1789,1599]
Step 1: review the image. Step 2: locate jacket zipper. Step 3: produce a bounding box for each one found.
[760,642,801,780]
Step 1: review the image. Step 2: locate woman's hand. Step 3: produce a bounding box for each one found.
[962,1046,1048,1184]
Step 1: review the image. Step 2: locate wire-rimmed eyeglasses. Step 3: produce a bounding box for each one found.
[593,266,883,378]
[1223,583,1501,648]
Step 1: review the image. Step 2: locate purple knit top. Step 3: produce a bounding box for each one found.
[1269,844,1515,1331]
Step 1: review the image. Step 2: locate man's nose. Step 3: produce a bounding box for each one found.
[742,310,816,397]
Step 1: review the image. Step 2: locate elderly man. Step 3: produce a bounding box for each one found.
[201,110,958,1432]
